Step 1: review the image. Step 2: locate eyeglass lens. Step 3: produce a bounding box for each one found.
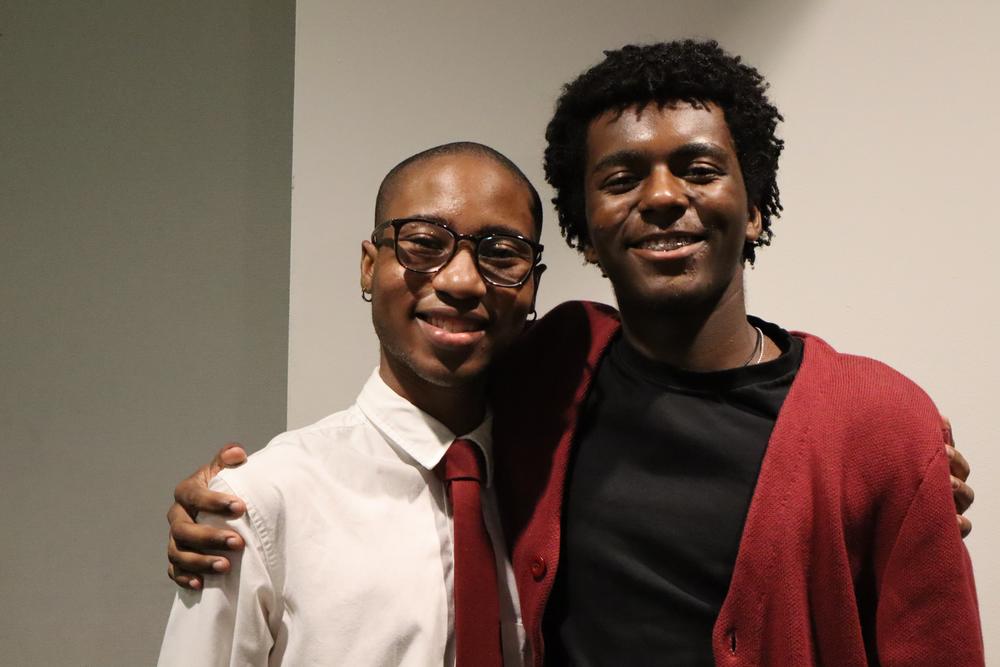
[395,220,535,286]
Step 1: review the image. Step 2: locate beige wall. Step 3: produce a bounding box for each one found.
[0,1,294,664]
[289,0,999,660]
[4,0,994,662]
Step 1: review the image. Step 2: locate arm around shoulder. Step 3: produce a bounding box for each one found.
[158,477,279,667]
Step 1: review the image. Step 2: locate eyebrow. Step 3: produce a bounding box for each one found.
[590,141,731,173]
[673,141,730,163]
[395,215,532,239]
[393,213,450,226]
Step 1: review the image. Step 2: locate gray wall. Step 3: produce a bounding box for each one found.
[0,2,294,664]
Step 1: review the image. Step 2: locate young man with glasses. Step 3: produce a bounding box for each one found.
[164,42,981,665]
[158,142,543,666]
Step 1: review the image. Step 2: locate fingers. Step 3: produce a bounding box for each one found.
[173,478,245,519]
[958,514,972,539]
[951,475,975,515]
[168,529,233,578]
[211,443,248,473]
[173,517,245,552]
[170,568,203,591]
[941,419,974,538]
[166,499,242,580]
[167,503,201,589]
[167,551,205,591]
[166,501,191,528]
[946,445,970,482]
[165,493,244,591]
[165,444,248,591]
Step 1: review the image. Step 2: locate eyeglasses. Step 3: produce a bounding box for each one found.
[371,217,544,288]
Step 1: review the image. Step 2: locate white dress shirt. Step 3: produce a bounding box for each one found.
[158,369,527,667]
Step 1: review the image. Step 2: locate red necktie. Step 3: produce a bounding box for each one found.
[443,438,502,667]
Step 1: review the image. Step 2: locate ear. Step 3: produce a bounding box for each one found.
[360,240,377,293]
[528,263,546,312]
[745,206,763,243]
[581,245,609,278]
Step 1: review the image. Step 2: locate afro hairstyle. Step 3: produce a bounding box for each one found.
[543,39,784,264]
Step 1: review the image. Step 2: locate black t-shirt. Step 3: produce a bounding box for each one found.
[544,318,804,666]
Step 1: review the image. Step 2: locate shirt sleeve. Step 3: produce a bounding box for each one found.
[157,478,279,667]
[875,447,984,666]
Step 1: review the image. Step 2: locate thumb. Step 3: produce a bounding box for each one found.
[210,442,248,475]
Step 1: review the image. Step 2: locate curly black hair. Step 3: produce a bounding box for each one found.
[543,40,784,264]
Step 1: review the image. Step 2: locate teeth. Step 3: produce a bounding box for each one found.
[424,315,482,333]
[637,236,700,251]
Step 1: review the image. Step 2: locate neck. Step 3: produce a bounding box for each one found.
[617,277,757,372]
[378,355,488,436]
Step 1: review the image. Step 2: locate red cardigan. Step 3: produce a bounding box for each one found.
[492,301,983,666]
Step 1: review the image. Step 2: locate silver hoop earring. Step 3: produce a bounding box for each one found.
[528,309,537,322]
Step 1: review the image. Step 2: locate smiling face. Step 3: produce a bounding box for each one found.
[583,102,761,313]
[361,152,540,397]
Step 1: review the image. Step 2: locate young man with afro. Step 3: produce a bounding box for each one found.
[165,41,982,666]
[493,40,982,665]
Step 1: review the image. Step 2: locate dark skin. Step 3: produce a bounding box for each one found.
[169,152,544,587]
[165,108,976,588]
[579,100,972,515]
[362,155,537,435]
[583,103,774,371]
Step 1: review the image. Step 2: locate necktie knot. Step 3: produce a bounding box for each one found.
[443,438,484,484]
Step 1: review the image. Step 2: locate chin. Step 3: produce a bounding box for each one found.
[412,355,491,389]
[615,276,701,311]
[617,264,742,313]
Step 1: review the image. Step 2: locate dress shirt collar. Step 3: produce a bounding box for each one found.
[356,368,494,486]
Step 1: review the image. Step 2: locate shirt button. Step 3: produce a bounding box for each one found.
[530,556,546,581]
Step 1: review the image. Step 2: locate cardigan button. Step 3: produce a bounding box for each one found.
[530,556,547,581]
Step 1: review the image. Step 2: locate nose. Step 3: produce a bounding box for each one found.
[431,242,488,300]
[638,165,688,218]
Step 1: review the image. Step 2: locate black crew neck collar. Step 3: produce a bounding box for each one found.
[611,316,802,393]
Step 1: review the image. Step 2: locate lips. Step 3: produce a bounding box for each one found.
[415,311,488,349]
[633,233,704,251]
[628,231,707,261]
[417,314,485,333]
